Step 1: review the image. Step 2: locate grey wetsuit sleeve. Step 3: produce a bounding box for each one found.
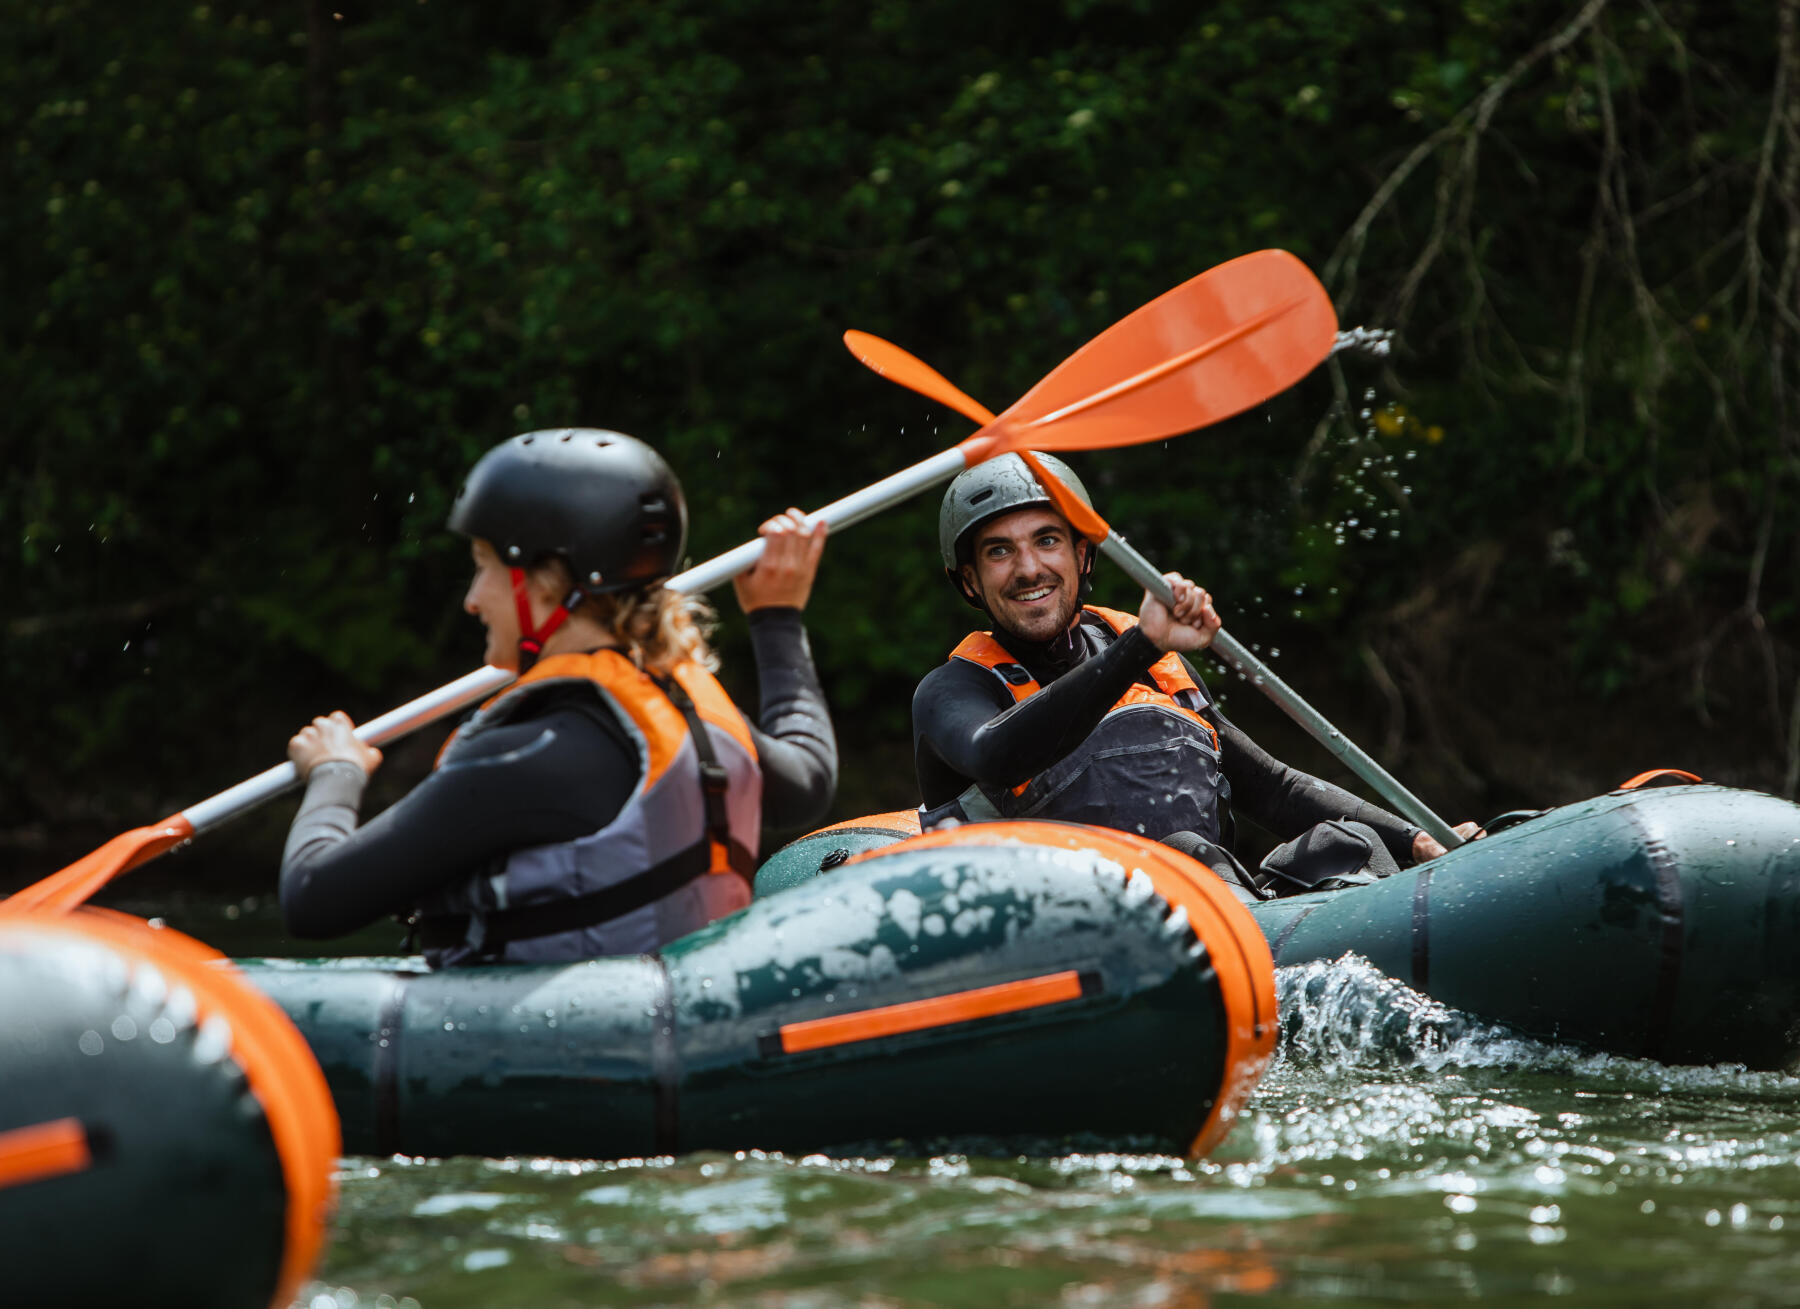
[1215,712,1421,864]
[911,625,1163,804]
[743,607,837,831]
[277,706,638,939]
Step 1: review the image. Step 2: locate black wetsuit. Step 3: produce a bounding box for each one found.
[280,608,834,938]
[912,610,1419,864]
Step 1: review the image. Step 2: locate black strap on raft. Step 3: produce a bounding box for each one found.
[409,672,751,956]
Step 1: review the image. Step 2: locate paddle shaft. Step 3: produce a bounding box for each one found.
[668,447,967,592]
[176,445,973,838]
[1098,530,1463,849]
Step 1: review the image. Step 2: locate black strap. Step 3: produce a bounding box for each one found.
[654,674,733,860]
[411,671,752,955]
[412,839,716,953]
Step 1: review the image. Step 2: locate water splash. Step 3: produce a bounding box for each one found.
[1273,953,1800,1095]
[1330,325,1396,358]
[1276,954,1498,1074]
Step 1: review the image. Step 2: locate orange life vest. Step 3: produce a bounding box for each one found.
[939,606,1229,842]
[416,649,761,965]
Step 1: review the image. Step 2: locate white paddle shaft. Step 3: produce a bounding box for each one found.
[180,446,975,835]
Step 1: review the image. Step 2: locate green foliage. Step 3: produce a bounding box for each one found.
[4,0,1798,843]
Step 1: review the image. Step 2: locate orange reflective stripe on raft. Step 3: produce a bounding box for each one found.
[0,1117,92,1192]
[25,908,341,1309]
[773,969,1089,1054]
[850,820,1277,1158]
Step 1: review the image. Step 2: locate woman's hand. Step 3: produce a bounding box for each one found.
[1412,821,1486,863]
[1137,573,1222,654]
[733,508,828,612]
[288,710,384,782]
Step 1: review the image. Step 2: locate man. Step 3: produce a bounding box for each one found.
[911,453,1478,899]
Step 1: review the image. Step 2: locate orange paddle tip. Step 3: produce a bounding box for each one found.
[1,814,196,918]
[1018,451,1112,544]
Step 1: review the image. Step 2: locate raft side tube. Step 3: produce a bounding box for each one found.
[849,821,1278,1154]
[755,808,921,898]
[1256,785,1800,1068]
[246,833,1267,1158]
[0,910,339,1309]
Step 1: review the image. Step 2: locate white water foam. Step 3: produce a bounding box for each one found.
[1273,952,1800,1095]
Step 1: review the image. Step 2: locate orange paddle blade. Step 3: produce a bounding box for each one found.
[841,333,1118,544]
[843,331,997,427]
[0,816,195,917]
[976,249,1334,459]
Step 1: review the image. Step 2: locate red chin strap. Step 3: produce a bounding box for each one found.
[510,568,581,672]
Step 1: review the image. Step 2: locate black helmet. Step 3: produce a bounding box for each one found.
[449,429,687,595]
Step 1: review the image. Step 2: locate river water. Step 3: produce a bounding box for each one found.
[228,936,1800,1309]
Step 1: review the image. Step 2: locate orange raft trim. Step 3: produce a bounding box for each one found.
[807,808,924,840]
[0,1117,93,1192]
[0,908,342,1309]
[1619,768,1703,790]
[848,819,1278,1159]
[766,968,1093,1056]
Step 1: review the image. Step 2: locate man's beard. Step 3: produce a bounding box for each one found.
[990,575,1081,644]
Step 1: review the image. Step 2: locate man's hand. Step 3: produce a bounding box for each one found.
[733,509,828,612]
[288,710,383,782]
[1137,573,1221,654]
[1412,821,1486,863]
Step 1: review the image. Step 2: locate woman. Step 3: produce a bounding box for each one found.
[278,428,836,966]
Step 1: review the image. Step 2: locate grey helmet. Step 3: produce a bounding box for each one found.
[938,452,1094,608]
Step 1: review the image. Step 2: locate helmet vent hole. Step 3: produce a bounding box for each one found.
[640,494,671,543]
[968,488,994,505]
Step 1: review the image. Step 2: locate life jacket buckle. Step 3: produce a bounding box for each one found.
[995,662,1033,686]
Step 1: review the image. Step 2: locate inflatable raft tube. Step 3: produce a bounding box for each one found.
[242,821,1275,1160]
[0,908,339,1309]
[757,785,1800,1070]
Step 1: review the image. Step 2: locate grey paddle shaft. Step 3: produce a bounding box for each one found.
[1100,530,1463,849]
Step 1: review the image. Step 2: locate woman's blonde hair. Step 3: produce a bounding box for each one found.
[536,558,718,673]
